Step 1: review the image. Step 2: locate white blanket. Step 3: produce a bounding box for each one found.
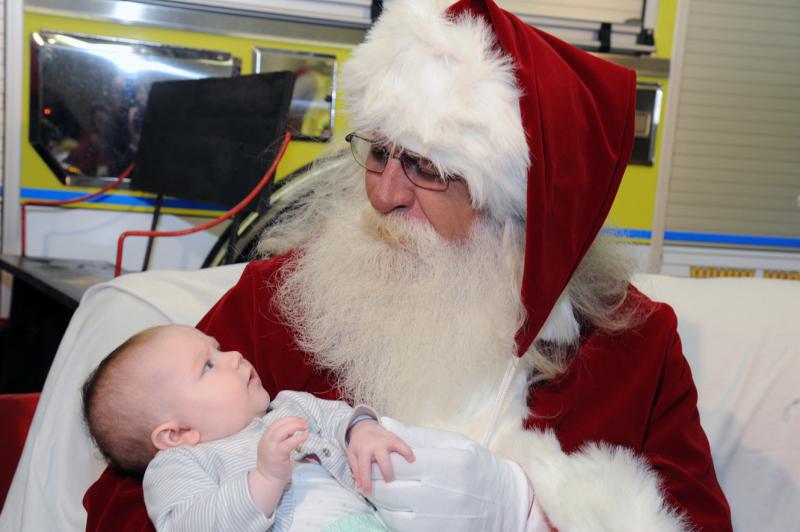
[1,268,798,531]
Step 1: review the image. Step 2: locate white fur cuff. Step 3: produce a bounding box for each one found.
[495,429,689,531]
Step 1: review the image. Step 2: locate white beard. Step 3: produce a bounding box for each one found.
[275,190,527,426]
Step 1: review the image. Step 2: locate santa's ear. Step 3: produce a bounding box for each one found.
[151,421,201,450]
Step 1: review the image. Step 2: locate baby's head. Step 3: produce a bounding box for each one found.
[82,324,270,474]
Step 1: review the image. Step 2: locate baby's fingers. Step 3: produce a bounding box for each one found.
[374,450,395,486]
[277,429,308,454]
[347,451,362,492]
[357,452,374,495]
[265,417,308,441]
[389,437,415,463]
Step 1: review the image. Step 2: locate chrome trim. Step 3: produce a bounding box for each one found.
[3,0,25,256]
[631,82,663,166]
[514,13,657,55]
[253,47,337,142]
[591,53,670,77]
[29,30,239,187]
[26,0,367,46]
[64,175,133,189]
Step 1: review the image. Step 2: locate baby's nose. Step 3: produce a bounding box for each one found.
[222,350,242,367]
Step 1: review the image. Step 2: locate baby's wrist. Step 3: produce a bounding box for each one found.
[348,418,379,444]
[341,405,380,446]
[247,468,288,515]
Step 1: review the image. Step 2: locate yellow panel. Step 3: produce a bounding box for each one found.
[607,0,678,243]
[24,3,683,229]
[607,77,669,243]
[654,0,678,61]
[22,11,354,215]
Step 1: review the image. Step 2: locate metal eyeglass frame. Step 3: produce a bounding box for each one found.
[345,132,455,191]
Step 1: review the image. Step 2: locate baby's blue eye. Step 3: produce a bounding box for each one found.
[202,361,214,374]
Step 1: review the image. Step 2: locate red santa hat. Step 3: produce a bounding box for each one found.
[343,0,636,356]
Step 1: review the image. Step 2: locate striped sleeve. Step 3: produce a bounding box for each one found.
[143,447,275,532]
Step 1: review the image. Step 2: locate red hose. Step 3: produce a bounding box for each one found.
[114,131,291,277]
[20,165,133,256]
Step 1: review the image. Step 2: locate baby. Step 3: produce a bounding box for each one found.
[82,324,413,531]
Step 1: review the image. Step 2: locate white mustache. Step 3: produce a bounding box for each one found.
[360,208,424,252]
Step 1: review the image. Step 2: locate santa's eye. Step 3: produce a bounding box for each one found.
[369,145,391,162]
[202,361,214,374]
[404,153,441,181]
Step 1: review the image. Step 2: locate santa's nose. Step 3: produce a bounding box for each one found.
[367,158,416,215]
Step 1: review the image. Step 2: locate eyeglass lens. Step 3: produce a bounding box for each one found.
[348,134,448,191]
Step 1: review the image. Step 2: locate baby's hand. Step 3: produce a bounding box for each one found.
[256,417,308,484]
[347,420,415,495]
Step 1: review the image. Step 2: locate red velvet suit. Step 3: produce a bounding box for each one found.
[84,3,731,527]
[84,256,731,531]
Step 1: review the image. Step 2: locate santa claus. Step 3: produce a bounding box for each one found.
[85,1,731,530]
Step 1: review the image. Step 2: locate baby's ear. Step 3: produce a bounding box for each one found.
[151,421,201,450]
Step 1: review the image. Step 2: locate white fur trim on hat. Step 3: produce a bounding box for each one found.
[343,0,530,222]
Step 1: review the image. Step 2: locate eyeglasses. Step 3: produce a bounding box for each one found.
[345,132,456,191]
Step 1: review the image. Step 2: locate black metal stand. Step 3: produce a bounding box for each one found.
[142,194,163,271]
[224,212,244,265]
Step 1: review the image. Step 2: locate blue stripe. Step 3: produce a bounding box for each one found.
[664,231,800,249]
[20,188,225,211]
[604,228,800,248]
[604,228,652,239]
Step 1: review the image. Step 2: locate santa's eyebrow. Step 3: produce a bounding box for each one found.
[404,150,433,163]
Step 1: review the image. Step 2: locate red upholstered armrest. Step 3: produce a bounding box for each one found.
[83,467,154,532]
[0,392,40,508]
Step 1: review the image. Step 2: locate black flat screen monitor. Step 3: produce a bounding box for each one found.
[129,72,295,210]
